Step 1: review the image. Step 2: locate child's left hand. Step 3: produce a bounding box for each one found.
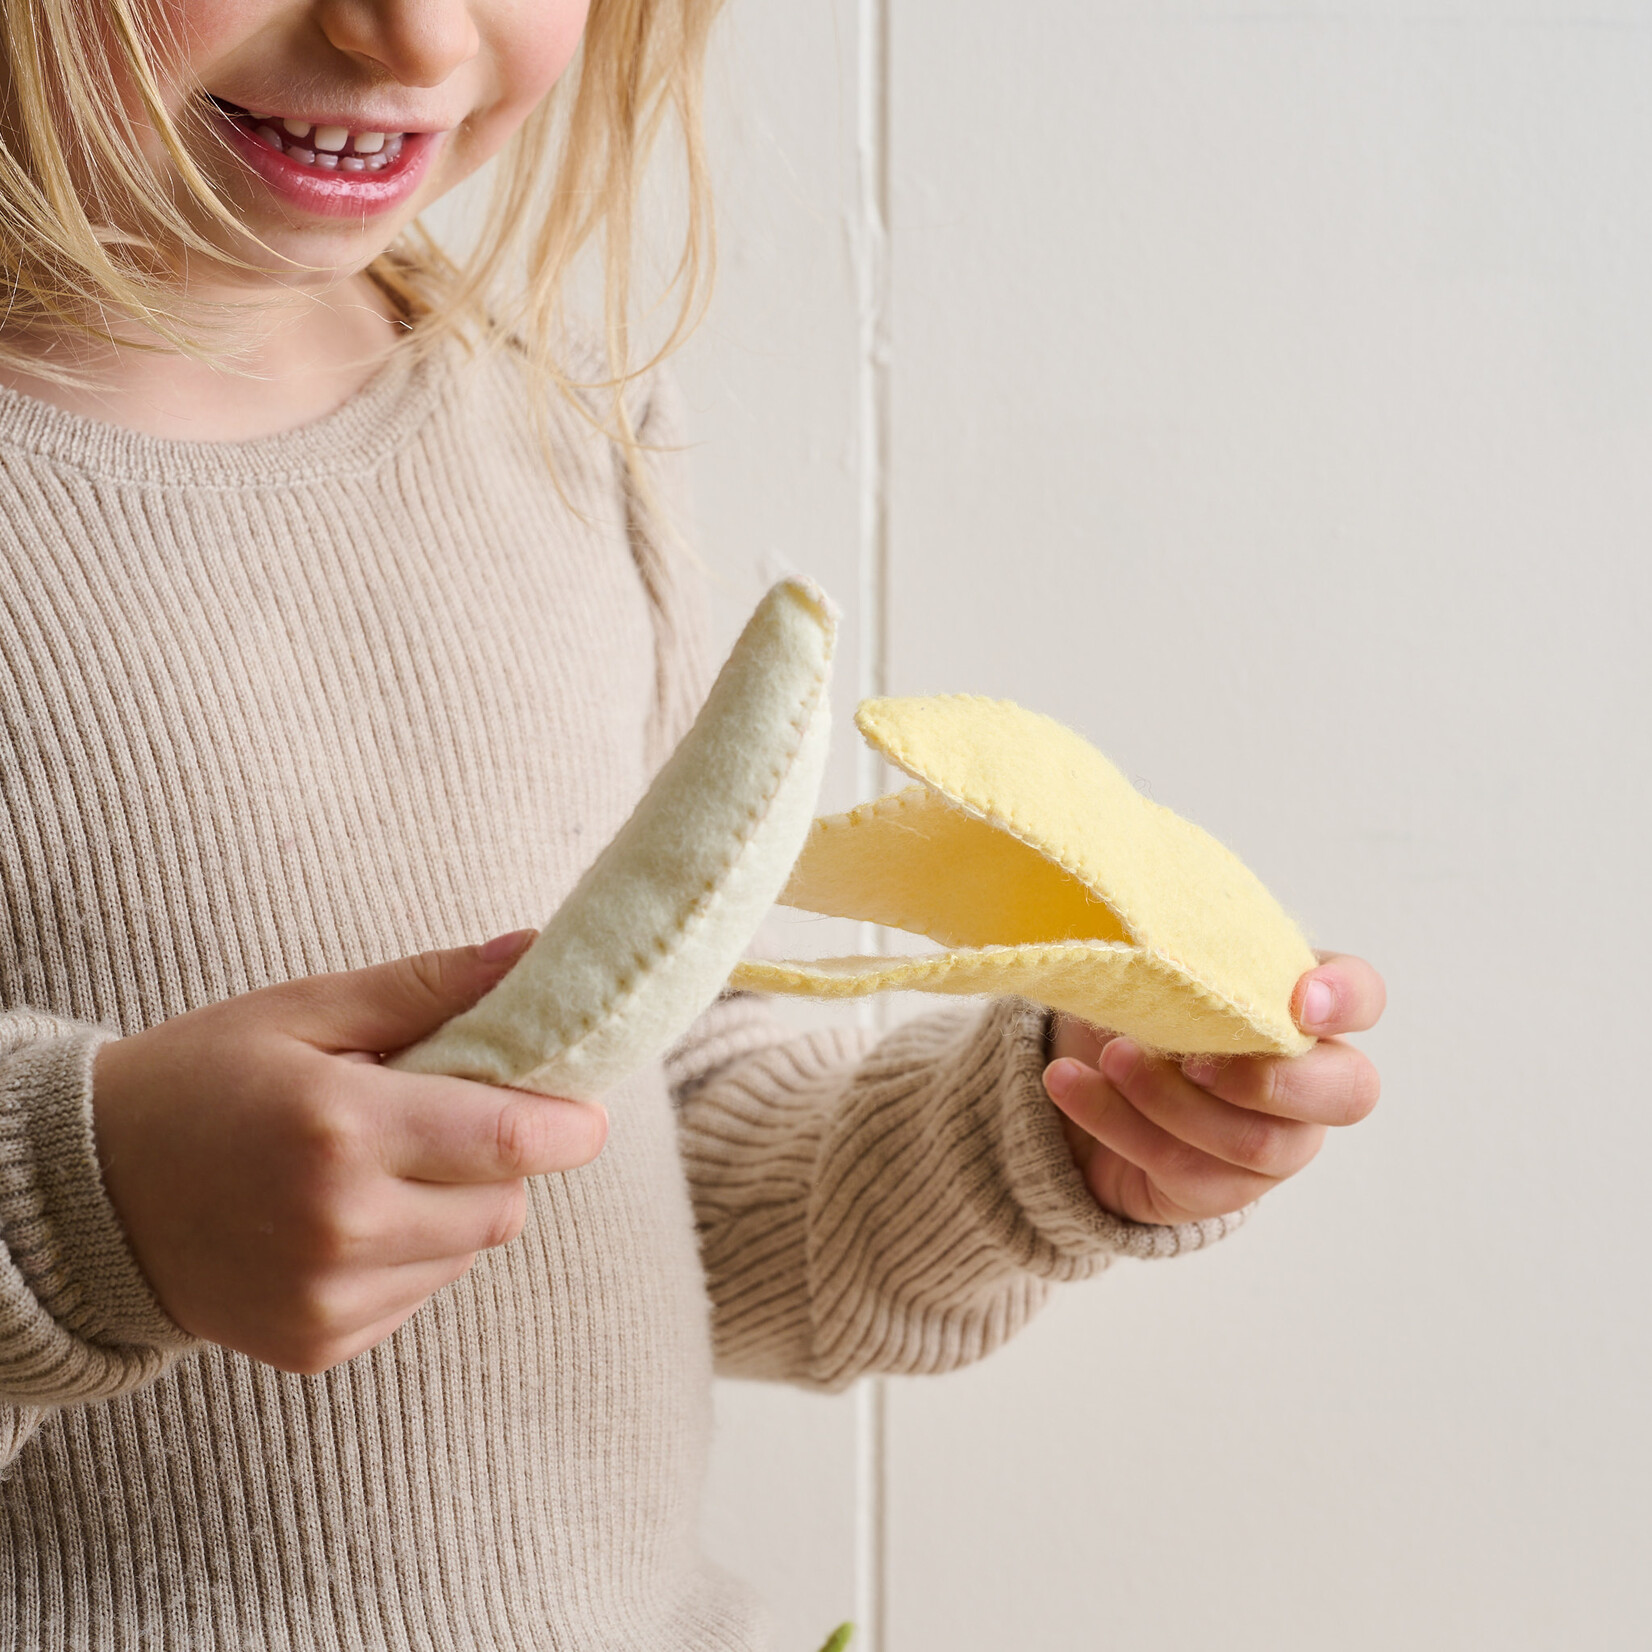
[1041,954,1384,1225]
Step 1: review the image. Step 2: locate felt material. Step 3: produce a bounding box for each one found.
[386,578,835,1100]
[731,694,1317,1057]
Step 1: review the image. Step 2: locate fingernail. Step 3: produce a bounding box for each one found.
[1043,1059,1081,1102]
[1100,1037,1139,1085]
[1301,977,1334,1029]
[479,927,537,964]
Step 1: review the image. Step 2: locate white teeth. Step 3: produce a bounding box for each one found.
[237,111,406,171]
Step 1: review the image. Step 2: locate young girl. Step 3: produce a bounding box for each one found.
[0,2,1384,1646]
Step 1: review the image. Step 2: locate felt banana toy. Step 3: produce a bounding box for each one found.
[731,695,1318,1058]
[385,578,835,1101]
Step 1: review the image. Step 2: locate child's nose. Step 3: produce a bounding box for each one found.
[314,0,481,88]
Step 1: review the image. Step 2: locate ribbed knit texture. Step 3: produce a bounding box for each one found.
[0,335,1239,1649]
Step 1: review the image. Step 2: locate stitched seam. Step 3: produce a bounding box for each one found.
[748,940,1302,1053]
[526,631,835,1072]
[860,697,1149,942]
[1135,946,1307,1049]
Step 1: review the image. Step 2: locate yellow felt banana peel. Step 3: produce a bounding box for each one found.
[730,695,1317,1057]
[385,578,835,1101]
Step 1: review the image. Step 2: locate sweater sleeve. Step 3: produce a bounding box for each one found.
[0,1008,197,1408]
[671,993,1245,1388]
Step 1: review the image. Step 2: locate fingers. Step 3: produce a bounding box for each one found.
[1179,1037,1380,1128]
[1047,1013,1115,1067]
[252,1181,545,1371]
[259,1255,477,1374]
[274,938,529,1056]
[1296,952,1386,1036]
[392,1182,531,1260]
[1098,1039,1327,1182]
[1044,1051,1296,1223]
[301,1179,533,1271]
[348,1061,609,1183]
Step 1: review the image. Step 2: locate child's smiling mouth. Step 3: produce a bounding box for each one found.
[211,97,407,171]
[205,95,441,220]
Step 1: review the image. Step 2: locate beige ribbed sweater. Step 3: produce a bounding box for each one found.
[0,334,1239,1650]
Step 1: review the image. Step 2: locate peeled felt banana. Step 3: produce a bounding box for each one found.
[731,695,1318,1058]
[385,578,836,1101]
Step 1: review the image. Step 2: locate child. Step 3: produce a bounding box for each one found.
[0,1,1384,1646]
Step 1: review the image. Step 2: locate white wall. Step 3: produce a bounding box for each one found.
[676,3,1652,1650]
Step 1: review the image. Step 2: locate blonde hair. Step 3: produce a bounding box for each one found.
[0,0,724,470]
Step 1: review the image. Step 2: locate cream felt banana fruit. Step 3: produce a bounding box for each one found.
[730,695,1317,1057]
[385,578,835,1101]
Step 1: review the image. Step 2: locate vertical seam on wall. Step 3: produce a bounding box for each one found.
[853,0,892,1646]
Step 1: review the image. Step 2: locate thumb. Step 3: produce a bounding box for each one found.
[285,928,538,1057]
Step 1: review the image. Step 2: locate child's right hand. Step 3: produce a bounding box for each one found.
[88,930,607,1375]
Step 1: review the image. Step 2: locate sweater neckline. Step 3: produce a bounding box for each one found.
[0,334,453,488]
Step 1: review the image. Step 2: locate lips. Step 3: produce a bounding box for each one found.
[205,97,439,220]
